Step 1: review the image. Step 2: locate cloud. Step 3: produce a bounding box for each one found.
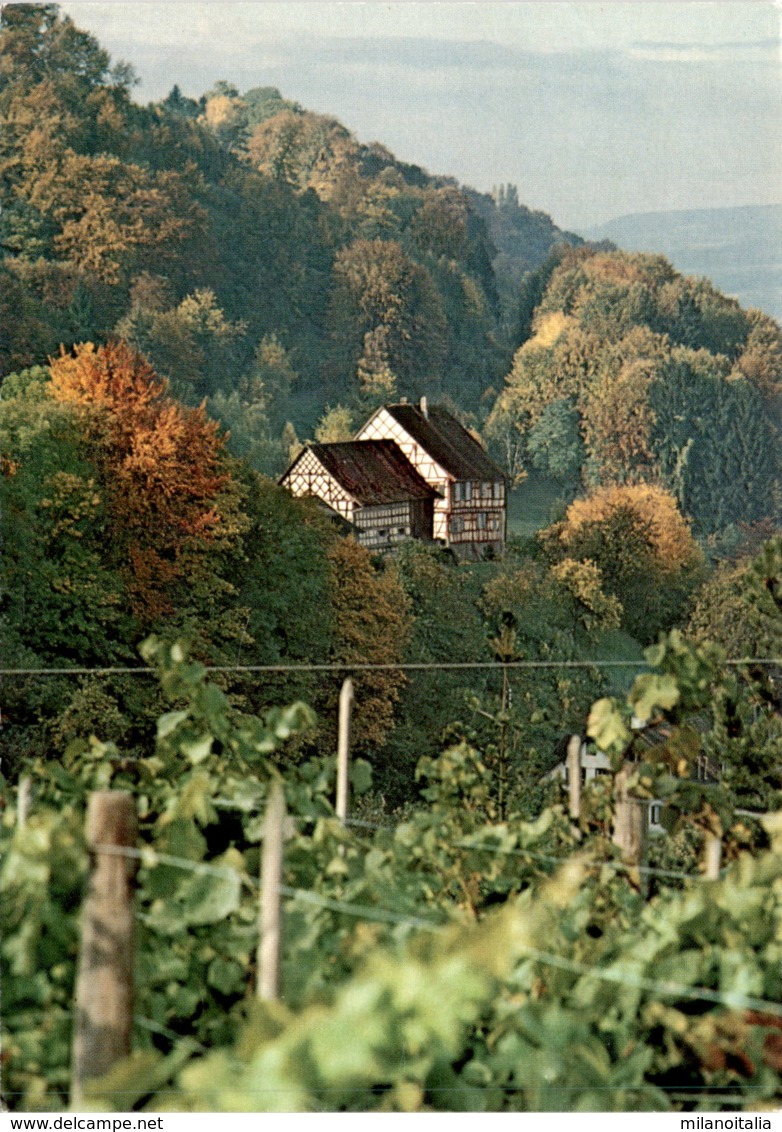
[627,37,780,63]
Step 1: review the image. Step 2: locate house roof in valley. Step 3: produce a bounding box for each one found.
[381,402,506,482]
[295,440,442,506]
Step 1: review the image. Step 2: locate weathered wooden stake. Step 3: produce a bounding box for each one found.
[17,774,32,828]
[566,735,582,820]
[336,677,354,825]
[703,832,722,880]
[71,791,137,1110]
[257,782,285,1002]
[612,763,647,880]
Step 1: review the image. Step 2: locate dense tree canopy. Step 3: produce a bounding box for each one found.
[540,484,704,642]
[0,3,579,427]
[487,247,782,535]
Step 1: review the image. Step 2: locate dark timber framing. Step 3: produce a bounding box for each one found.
[280,439,440,552]
[356,398,508,559]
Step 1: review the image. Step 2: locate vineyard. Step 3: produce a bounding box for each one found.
[3,604,782,1113]
[1,7,781,1114]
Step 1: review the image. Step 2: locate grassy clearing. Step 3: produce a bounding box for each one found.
[507,475,570,539]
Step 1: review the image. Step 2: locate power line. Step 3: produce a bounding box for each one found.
[2,657,781,677]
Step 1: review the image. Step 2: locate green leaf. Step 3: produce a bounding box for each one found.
[630,673,680,723]
[760,811,782,852]
[181,733,214,764]
[177,867,241,926]
[350,758,372,795]
[586,698,631,753]
[157,709,189,739]
[207,955,246,996]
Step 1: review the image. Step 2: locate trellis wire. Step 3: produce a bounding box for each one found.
[517,945,782,1018]
[92,840,782,1021]
[343,816,721,883]
[96,821,719,888]
[133,1015,207,1053]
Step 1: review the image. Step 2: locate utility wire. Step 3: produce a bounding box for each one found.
[2,657,781,677]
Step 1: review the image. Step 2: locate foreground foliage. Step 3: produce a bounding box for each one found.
[3,592,782,1111]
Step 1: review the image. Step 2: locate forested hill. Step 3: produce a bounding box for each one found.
[487,246,782,541]
[0,3,580,453]
[2,4,778,524]
[585,205,782,323]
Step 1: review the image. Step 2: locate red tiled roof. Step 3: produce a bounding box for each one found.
[383,403,506,482]
[305,440,442,506]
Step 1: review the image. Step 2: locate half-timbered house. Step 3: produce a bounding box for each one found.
[355,398,508,559]
[280,439,441,552]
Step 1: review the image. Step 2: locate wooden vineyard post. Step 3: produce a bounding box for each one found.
[257,782,286,1003]
[71,791,137,1109]
[566,735,582,820]
[17,774,32,828]
[612,763,647,885]
[703,832,722,880]
[336,677,354,825]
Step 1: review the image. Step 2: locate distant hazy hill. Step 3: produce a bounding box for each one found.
[585,205,782,323]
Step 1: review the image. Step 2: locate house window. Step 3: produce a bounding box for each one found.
[453,482,463,503]
[450,515,464,535]
[482,482,492,499]
[649,802,663,827]
[477,512,487,530]
[493,482,504,500]
[397,527,407,536]
[464,481,473,501]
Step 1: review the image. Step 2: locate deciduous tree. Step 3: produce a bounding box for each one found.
[49,339,241,625]
[326,537,411,749]
[544,484,703,642]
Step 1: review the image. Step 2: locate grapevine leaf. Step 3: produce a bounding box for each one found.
[177,868,241,926]
[586,698,631,753]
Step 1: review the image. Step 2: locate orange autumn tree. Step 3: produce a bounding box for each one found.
[49,339,240,624]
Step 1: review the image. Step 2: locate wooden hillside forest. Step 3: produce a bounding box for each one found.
[3,2,782,1116]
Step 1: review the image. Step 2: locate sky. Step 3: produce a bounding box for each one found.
[59,1,782,233]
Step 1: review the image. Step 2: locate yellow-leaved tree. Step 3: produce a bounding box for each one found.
[541,483,704,643]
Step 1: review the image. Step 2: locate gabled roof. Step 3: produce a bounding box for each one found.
[379,403,506,482]
[290,440,441,506]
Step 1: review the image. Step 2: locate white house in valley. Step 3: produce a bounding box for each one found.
[355,398,508,559]
[280,439,441,553]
